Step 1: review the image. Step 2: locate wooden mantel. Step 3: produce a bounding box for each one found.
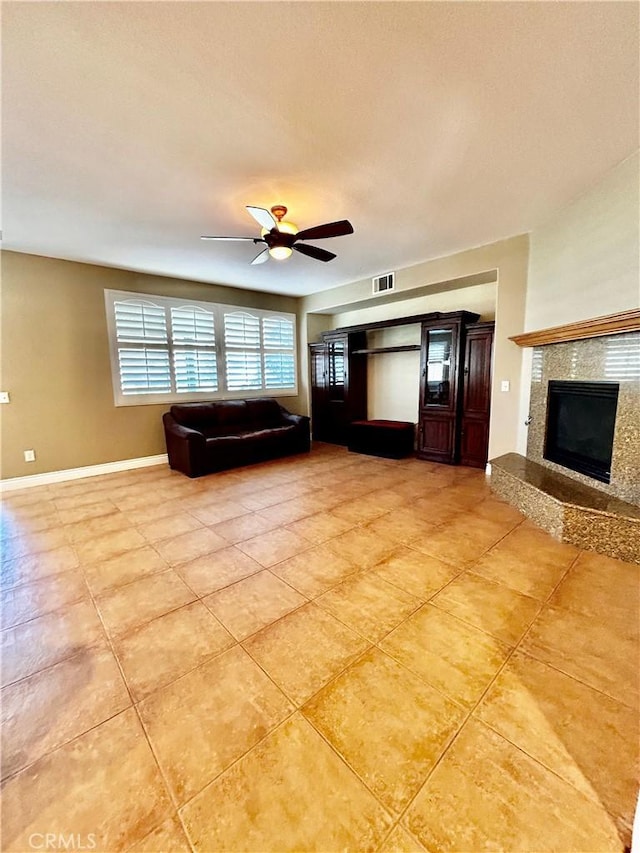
[510,308,640,347]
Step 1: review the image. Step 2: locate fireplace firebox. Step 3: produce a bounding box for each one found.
[544,380,619,484]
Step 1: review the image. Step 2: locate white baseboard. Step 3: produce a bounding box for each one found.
[0,454,168,492]
[485,462,492,476]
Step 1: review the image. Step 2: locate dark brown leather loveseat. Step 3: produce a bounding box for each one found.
[163,398,310,478]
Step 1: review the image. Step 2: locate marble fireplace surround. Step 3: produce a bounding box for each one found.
[490,310,640,563]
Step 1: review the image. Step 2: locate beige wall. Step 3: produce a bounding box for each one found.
[300,234,530,460]
[519,152,640,451]
[1,234,531,480]
[0,251,301,479]
[526,151,640,331]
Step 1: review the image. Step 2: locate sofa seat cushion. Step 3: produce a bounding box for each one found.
[240,425,297,442]
[203,423,251,438]
[204,434,247,448]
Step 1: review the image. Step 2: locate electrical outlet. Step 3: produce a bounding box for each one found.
[501,380,510,392]
[0,391,10,404]
[24,450,36,462]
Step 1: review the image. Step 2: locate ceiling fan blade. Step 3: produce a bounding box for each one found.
[294,220,354,242]
[246,206,278,232]
[293,243,336,263]
[250,247,270,265]
[201,235,261,242]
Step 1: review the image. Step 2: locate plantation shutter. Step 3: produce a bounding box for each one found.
[262,316,296,389]
[262,317,294,349]
[224,311,262,390]
[106,289,297,405]
[264,352,295,388]
[171,305,218,392]
[113,299,171,394]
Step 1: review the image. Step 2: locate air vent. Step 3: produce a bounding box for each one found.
[372,272,395,295]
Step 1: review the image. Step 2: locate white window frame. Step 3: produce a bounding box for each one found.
[104,289,298,407]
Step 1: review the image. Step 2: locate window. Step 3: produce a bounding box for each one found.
[105,290,297,406]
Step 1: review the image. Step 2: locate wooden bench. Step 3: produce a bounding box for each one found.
[348,420,415,459]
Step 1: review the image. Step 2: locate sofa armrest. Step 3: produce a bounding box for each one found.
[164,419,205,444]
[277,406,311,453]
[278,406,310,430]
[163,414,207,477]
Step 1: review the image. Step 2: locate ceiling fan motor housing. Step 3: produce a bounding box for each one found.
[264,229,296,249]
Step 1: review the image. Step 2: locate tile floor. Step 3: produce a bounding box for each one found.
[1,444,638,852]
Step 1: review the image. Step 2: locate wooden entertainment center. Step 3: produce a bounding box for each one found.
[309,310,494,468]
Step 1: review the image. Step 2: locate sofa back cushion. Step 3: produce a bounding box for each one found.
[170,403,219,429]
[169,398,282,433]
[215,400,250,429]
[246,399,282,428]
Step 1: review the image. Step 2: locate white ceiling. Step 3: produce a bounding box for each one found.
[2,1,638,297]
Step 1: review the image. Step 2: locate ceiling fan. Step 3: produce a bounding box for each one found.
[201,205,354,264]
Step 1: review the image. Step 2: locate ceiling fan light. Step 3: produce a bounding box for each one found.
[269,245,293,261]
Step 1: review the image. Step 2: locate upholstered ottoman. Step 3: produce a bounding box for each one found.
[348,420,415,459]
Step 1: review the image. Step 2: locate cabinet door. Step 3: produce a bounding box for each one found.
[419,413,456,463]
[460,327,493,467]
[418,322,459,462]
[309,344,328,441]
[419,325,458,412]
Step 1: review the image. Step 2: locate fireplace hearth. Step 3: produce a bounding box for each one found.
[490,322,639,561]
[544,380,619,484]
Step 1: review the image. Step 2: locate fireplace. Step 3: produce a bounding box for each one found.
[544,380,619,484]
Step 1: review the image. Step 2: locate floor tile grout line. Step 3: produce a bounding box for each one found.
[127,637,240,705]
[469,554,638,841]
[239,617,375,712]
[79,558,190,846]
[474,711,635,830]
[375,821,428,853]
[0,703,134,787]
[386,611,541,836]
[203,596,311,646]
[194,506,520,660]
[288,642,378,715]
[1,584,91,634]
[97,588,200,645]
[174,704,301,818]
[5,450,636,848]
[370,641,478,715]
[515,646,639,713]
[0,533,77,566]
[390,545,622,838]
[176,634,401,829]
[0,625,113,691]
[298,706,399,827]
[384,529,557,833]
[510,549,640,711]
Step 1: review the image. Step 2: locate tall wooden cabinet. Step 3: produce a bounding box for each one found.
[310,312,494,465]
[309,331,367,444]
[460,322,494,468]
[417,312,494,468]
